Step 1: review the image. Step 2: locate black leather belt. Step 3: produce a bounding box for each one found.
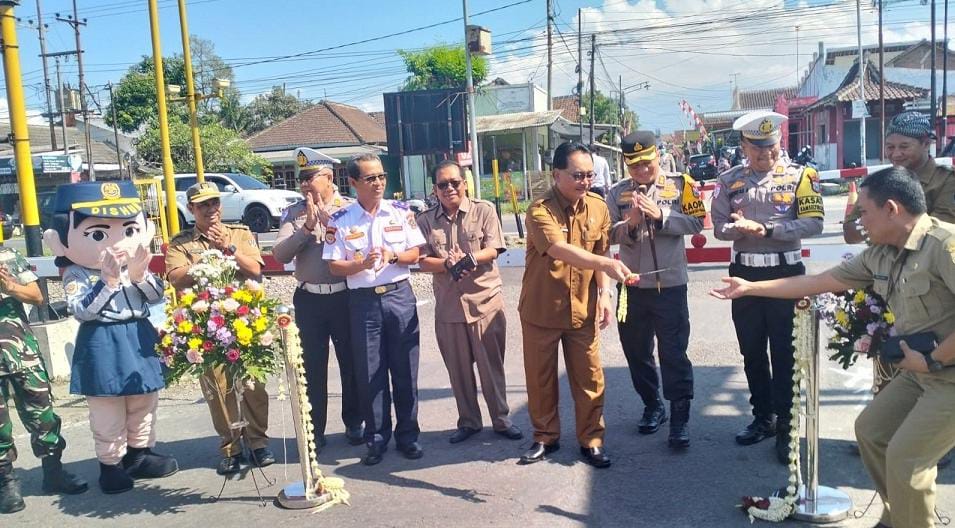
[354,279,407,295]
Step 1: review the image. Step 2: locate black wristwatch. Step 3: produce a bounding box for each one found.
[926,354,944,373]
[224,244,237,256]
[389,254,399,265]
[763,222,775,238]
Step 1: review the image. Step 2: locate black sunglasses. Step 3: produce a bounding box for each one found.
[361,173,387,184]
[567,171,596,182]
[436,179,463,191]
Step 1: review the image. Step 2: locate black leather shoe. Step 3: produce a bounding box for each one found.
[579,446,612,468]
[518,442,559,465]
[345,427,364,446]
[250,447,275,468]
[449,427,481,444]
[735,415,777,446]
[362,443,388,466]
[398,442,424,460]
[494,425,524,440]
[216,454,244,476]
[637,401,668,435]
[775,431,792,466]
[667,399,691,449]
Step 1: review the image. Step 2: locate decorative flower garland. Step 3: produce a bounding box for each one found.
[616,275,640,323]
[739,298,812,522]
[277,311,350,512]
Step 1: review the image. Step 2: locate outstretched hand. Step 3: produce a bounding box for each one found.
[709,277,752,300]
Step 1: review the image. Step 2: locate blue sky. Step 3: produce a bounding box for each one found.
[4,0,950,132]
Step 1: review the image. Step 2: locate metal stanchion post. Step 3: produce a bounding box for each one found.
[792,303,853,522]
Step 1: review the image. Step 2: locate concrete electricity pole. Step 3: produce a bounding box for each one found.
[577,8,583,141]
[462,0,482,199]
[31,0,57,150]
[855,0,866,166]
[57,1,94,179]
[589,33,596,145]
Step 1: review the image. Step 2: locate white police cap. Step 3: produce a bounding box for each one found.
[295,147,340,179]
[733,110,787,147]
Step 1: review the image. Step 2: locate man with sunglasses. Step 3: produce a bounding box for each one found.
[518,142,631,469]
[273,148,364,453]
[323,154,426,466]
[416,160,522,446]
[711,110,824,465]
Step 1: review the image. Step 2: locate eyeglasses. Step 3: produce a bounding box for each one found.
[436,179,463,191]
[361,173,387,184]
[567,171,596,182]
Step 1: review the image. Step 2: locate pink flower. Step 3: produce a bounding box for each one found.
[237,305,250,316]
[210,314,225,328]
[202,341,214,351]
[259,331,274,347]
[226,349,241,363]
[221,299,240,313]
[191,300,209,313]
[186,349,204,364]
[853,335,872,354]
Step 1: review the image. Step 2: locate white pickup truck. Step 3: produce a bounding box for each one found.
[173,173,302,233]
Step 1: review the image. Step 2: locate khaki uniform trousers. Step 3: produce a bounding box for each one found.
[855,369,955,528]
[521,319,605,447]
[435,308,511,431]
[201,364,270,457]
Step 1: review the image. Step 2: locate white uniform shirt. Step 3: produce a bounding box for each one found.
[592,153,611,188]
[322,199,426,289]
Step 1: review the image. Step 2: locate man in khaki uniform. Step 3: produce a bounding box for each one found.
[273,147,363,450]
[714,166,955,528]
[518,142,631,469]
[165,182,273,476]
[417,160,522,444]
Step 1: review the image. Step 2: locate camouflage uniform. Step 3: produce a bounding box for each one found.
[0,248,62,464]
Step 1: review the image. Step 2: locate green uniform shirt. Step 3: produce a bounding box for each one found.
[0,247,41,376]
[846,157,955,225]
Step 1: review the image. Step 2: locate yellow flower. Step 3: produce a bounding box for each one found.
[177,320,194,334]
[232,290,253,303]
[236,326,253,346]
[187,337,203,351]
[253,317,268,332]
[835,310,849,327]
[260,307,268,316]
[180,292,196,306]
[853,290,866,304]
[161,335,173,347]
[232,319,248,331]
[884,312,895,325]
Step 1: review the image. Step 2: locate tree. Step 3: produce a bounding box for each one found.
[243,86,312,136]
[218,88,252,135]
[397,45,487,90]
[135,118,271,177]
[581,90,639,130]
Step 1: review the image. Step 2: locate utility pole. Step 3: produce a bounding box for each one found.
[57,1,93,179]
[107,82,123,178]
[32,0,57,150]
[462,0,482,199]
[795,25,800,85]
[577,8,583,141]
[589,33,596,145]
[44,52,76,155]
[879,0,886,161]
[856,0,866,166]
[943,0,949,146]
[546,0,552,158]
[930,0,937,147]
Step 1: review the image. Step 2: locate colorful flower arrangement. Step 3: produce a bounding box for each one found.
[156,250,282,385]
[815,288,896,370]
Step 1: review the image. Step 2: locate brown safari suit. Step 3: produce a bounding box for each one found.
[518,187,611,448]
[165,225,270,457]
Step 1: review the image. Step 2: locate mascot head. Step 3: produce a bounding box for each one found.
[43,181,155,269]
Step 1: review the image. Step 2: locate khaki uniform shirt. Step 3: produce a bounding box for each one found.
[831,215,955,342]
[272,193,352,285]
[607,173,705,288]
[712,159,824,252]
[518,187,610,329]
[165,224,265,286]
[846,157,955,225]
[417,197,505,324]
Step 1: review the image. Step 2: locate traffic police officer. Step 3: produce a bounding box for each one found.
[711,110,824,464]
[323,153,426,466]
[0,248,87,513]
[416,160,522,445]
[607,130,705,449]
[518,141,631,469]
[713,166,955,528]
[273,147,363,450]
[165,182,275,475]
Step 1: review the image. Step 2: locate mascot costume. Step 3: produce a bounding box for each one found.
[44,181,178,494]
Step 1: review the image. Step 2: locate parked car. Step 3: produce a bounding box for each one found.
[687,153,718,181]
[172,173,302,233]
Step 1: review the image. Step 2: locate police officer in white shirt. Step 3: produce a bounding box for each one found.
[323,153,427,466]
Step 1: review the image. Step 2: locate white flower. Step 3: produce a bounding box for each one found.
[191,300,209,313]
[221,298,240,312]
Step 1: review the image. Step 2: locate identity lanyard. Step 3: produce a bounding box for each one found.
[885,249,911,301]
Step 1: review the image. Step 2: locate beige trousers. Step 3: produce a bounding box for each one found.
[86,392,159,465]
[855,369,955,528]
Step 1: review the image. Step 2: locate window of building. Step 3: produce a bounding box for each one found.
[818,123,828,143]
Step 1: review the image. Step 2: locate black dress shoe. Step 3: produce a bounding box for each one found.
[580,446,612,468]
[637,401,668,435]
[735,415,777,446]
[398,442,424,460]
[216,454,245,476]
[518,442,559,465]
[494,425,524,440]
[345,427,365,446]
[250,447,275,468]
[449,427,481,444]
[362,443,388,466]
[775,431,792,465]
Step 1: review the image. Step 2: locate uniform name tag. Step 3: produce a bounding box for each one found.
[384,225,403,233]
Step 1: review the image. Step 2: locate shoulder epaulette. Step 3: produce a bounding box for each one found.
[330,207,349,221]
[392,200,409,210]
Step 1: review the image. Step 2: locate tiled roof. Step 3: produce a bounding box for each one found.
[246,100,386,151]
[0,123,119,163]
[551,95,580,123]
[735,87,797,110]
[368,111,386,127]
[809,61,926,109]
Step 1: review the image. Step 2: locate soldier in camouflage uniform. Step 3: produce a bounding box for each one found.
[0,248,87,514]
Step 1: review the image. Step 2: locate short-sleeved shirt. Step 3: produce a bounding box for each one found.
[846,157,955,225]
[0,247,40,376]
[322,199,426,289]
[830,215,955,342]
[518,187,611,329]
[711,159,824,253]
[592,154,611,188]
[606,173,705,288]
[272,193,352,285]
[165,224,265,286]
[417,197,505,323]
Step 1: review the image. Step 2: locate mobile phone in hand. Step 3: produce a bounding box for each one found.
[449,253,477,281]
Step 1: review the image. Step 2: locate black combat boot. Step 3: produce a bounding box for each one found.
[668,399,691,449]
[0,463,25,514]
[122,447,179,479]
[99,463,134,494]
[41,446,88,495]
[637,397,668,435]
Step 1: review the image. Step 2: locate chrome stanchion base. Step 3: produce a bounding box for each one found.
[791,485,853,523]
[276,481,333,510]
